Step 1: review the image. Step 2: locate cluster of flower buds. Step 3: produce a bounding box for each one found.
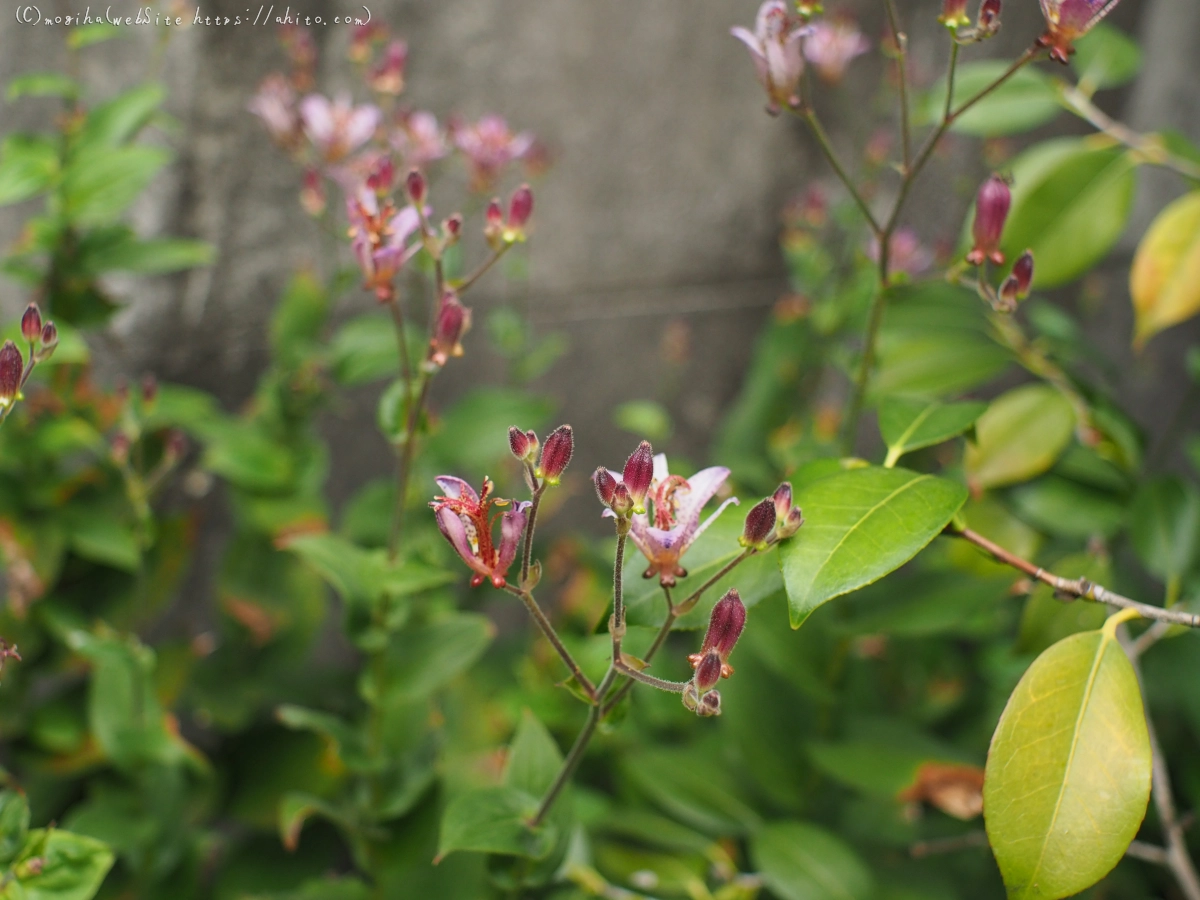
[509,424,574,486]
[484,184,535,250]
[939,0,1001,42]
[683,589,746,717]
[593,441,655,520]
[739,482,805,550]
[0,304,58,413]
[1037,0,1120,64]
[966,173,1011,266]
[996,250,1034,312]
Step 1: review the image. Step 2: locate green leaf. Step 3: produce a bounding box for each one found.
[965,385,1075,490]
[278,792,346,852]
[1000,139,1138,288]
[6,73,79,101]
[329,313,404,386]
[80,84,165,148]
[984,613,1152,900]
[0,134,59,206]
[437,787,554,861]
[1007,476,1126,540]
[1017,552,1112,654]
[376,379,410,445]
[1128,476,1200,584]
[1129,190,1200,348]
[203,421,295,492]
[270,271,328,367]
[620,746,761,836]
[61,145,170,227]
[360,614,493,706]
[780,467,968,628]
[879,397,987,466]
[64,506,141,571]
[1071,23,1142,92]
[276,705,369,771]
[751,820,874,900]
[80,234,213,276]
[425,388,554,475]
[503,711,564,799]
[873,334,1011,399]
[68,23,122,48]
[613,400,672,442]
[624,507,783,631]
[0,791,30,867]
[5,828,114,900]
[927,62,1061,137]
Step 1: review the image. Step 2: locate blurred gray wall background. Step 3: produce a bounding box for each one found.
[1,0,1198,517]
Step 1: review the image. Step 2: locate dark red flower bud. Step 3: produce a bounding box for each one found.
[967,174,1010,266]
[772,483,793,520]
[141,373,158,405]
[997,275,1020,312]
[367,157,395,194]
[694,650,723,693]
[36,322,58,361]
[939,0,970,27]
[977,0,1001,33]
[484,198,504,249]
[622,441,655,510]
[443,213,463,240]
[593,467,618,506]
[507,184,533,230]
[538,424,573,485]
[509,426,537,463]
[701,589,746,662]
[740,498,776,549]
[609,481,634,517]
[404,168,426,204]
[697,689,722,717]
[21,304,42,345]
[0,341,23,403]
[1010,249,1034,297]
[427,293,471,367]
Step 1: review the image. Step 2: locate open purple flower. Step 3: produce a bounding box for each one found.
[604,454,739,587]
[346,188,423,302]
[731,0,808,115]
[430,476,529,589]
[1038,0,1120,63]
[299,93,381,163]
[248,74,303,150]
[450,114,535,191]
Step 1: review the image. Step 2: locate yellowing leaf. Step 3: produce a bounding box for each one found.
[984,611,1152,900]
[1130,190,1200,348]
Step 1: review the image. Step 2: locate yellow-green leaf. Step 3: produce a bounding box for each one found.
[1130,190,1200,348]
[965,385,1075,490]
[984,611,1151,900]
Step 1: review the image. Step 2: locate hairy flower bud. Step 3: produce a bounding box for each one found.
[977,0,1001,35]
[538,424,573,484]
[771,482,805,540]
[772,483,794,520]
[609,481,634,517]
[0,341,23,404]
[694,650,723,693]
[405,168,426,204]
[36,322,58,361]
[443,213,463,243]
[939,0,970,27]
[508,426,535,463]
[702,589,747,662]
[1010,249,1034,298]
[484,198,504,250]
[967,174,1011,266]
[507,183,533,231]
[697,689,722,717]
[622,441,655,511]
[593,467,618,507]
[21,304,42,345]
[740,498,776,549]
[428,293,471,368]
[997,275,1020,312]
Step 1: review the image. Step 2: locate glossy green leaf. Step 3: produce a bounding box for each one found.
[1128,476,1200,584]
[3,828,114,900]
[927,63,1060,137]
[1001,139,1138,288]
[984,613,1152,900]
[780,467,968,627]
[6,73,78,101]
[359,614,493,706]
[437,787,553,861]
[1129,190,1200,348]
[1008,476,1126,540]
[965,385,1075,490]
[879,397,987,466]
[0,134,59,206]
[1017,552,1111,654]
[1071,23,1142,92]
[873,334,1011,399]
[752,820,874,900]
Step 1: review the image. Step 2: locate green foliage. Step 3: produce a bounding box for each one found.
[752,821,875,900]
[926,63,1061,137]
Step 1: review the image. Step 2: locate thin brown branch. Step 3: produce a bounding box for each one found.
[502,584,596,702]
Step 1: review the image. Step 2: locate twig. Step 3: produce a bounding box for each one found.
[387,374,431,560]
[529,705,598,828]
[455,246,510,295]
[797,109,882,235]
[954,528,1200,628]
[1130,621,1174,658]
[882,0,911,170]
[520,473,544,587]
[1126,840,1170,866]
[612,659,688,693]
[503,585,596,702]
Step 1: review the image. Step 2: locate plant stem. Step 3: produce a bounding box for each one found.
[955,527,1200,628]
[799,110,882,235]
[520,475,544,587]
[503,584,596,701]
[1061,86,1200,181]
[387,296,412,383]
[675,548,754,615]
[455,246,509,295]
[882,0,911,169]
[612,660,688,692]
[611,531,628,657]
[387,373,431,561]
[1121,632,1200,899]
[529,704,599,828]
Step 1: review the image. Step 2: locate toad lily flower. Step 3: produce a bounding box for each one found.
[430,476,529,588]
[601,453,739,587]
[346,188,423,302]
[1037,0,1120,63]
[299,93,381,164]
[731,0,808,115]
[803,15,871,85]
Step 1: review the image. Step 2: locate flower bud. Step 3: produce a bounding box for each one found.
[507,183,533,230]
[443,213,463,243]
[697,689,722,717]
[427,293,471,368]
[997,275,1020,312]
[702,589,746,662]
[405,168,426,204]
[141,373,158,406]
[366,157,395,195]
[537,424,573,484]
[772,482,794,521]
[509,426,538,463]
[967,174,1010,266]
[300,167,326,217]
[609,481,634,517]
[484,198,504,250]
[938,0,970,27]
[622,441,655,511]
[740,498,776,549]
[0,342,23,404]
[977,0,1001,35]
[1010,249,1034,298]
[694,650,723,693]
[776,505,805,541]
[21,304,42,345]
[593,467,618,506]
[36,322,58,361]
[682,682,699,712]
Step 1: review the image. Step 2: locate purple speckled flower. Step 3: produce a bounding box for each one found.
[430,476,529,588]
[731,0,808,115]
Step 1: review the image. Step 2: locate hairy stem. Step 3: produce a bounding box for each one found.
[530,705,598,828]
[882,0,911,169]
[387,296,412,383]
[675,548,754,616]
[520,474,544,587]
[503,584,596,701]
[387,374,431,561]
[612,660,688,693]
